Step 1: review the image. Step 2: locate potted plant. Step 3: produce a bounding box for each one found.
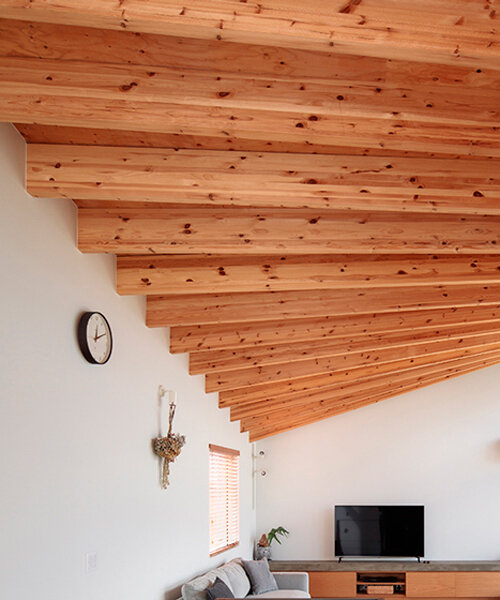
[255,526,289,560]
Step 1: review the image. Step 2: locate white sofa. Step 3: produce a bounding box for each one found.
[181,558,310,600]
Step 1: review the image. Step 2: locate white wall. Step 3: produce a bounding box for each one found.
[256,356,500,560]
[0,123,256,600]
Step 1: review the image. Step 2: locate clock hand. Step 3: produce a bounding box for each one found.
[95,332,107,340]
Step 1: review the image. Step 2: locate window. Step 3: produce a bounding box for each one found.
[209,444,240,556]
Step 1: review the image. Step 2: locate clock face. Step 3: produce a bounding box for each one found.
[78,312,113,364]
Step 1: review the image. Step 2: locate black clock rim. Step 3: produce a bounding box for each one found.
[77,311,113,365]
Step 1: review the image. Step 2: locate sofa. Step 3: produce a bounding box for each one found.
[181,558,310,600]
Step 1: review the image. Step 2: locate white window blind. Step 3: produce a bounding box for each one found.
[209,444,240,556]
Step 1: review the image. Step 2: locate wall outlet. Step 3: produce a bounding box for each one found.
[85,552,97,572]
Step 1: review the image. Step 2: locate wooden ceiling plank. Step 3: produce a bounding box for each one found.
[1,14,498,157]
[0,50,499,155]
[78,206,500,256]
[29,145,500,213]
[1,1,500,69]
[247,354,500,440]
[19,123,474,158]
[190,322,500,375]
[117,254,500,296]
[241,353,500,435]
[178,303,500,355]
[219,328,500,406]
[3,89,498,155]
[245,356,500,441]
[206,338,500,393]
[232,348,500,421]
[160,286,500,332]
[7,54,500,129]
[5,18,500,97]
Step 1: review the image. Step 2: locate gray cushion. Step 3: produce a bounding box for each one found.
[206,577,234,600]
[242,559,278,595]
[246,591,310,599]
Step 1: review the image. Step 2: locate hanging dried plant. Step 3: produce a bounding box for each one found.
[152,401,186,489]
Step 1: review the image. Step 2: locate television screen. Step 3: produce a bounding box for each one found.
[335,505,424,558]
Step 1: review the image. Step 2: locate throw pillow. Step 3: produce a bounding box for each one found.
[182,569,232,600]
[206,577,235,600]
[241,558,278,595]
[222,560,251,598]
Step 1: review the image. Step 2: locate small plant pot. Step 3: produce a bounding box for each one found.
[255,545,271,560]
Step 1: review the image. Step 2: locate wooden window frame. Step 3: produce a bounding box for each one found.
[209,444,240,557]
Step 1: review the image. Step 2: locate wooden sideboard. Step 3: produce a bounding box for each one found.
[307,571,500,599]
[270,562,500,600]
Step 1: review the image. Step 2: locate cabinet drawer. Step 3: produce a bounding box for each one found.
[407,572,456,597]
[309,572,357,598]
[456,573,500,597]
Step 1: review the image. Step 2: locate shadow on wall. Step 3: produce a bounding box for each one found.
[486,439,500,462]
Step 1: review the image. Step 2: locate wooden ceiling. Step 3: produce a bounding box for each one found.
[1,1,500,440]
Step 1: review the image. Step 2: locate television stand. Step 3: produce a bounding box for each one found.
[270,560,500,599]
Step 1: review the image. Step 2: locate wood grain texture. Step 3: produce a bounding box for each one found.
[1,1,500,69]
[0,43,499,154]
[455,574,500,597]
[3,71,497,157]
[117,254,500,296]
[407,573,457,598]
[171,299,500,354]
[246,358,500,440]
[27,145,500,212]
[17,122,459,158]
[205,338,500,392]
[4,10,500,437]
[5,14,500,161]
[309,572,356,598]
[6,17,500,90]
[245,353,500,440]
[231,349,500,421]
[77,206,500,256]
[31,141,500,211]
[189,323,500,374]
[154,286,500,331]
[218,329,500,406]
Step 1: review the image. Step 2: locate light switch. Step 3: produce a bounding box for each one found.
[85,552,97,572]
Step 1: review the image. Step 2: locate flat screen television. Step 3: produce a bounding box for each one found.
[335,505,424,558]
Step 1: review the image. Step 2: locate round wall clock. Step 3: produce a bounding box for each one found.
[77,312,113,364]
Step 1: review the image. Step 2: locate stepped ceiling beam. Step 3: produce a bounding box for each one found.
[1,1,500,69]
[1,8,500,437]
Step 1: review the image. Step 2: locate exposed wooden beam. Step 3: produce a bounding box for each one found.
[3,10,500,435]
[0,55,499,154]
[231,348,500,421]
[79,206,500,255]
[117,254,500,296]
[7,17,499,95]
[78,206,500,256]
[242,349,500,430]
[171,298,500,353]
[206,338,500,392]
[157,286,500,331]
[1,1,500,70]
[18,122,457,158]
[218,331,500,407]
[29,145,500,213]
[246,353,500,440]
[5,18,500,157]
[190,322,500,375]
